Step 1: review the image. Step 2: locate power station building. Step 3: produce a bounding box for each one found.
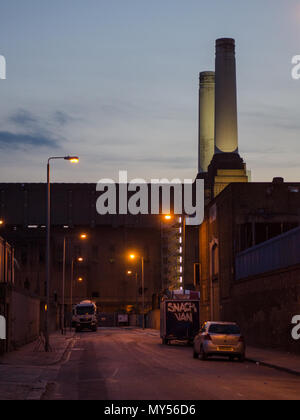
[197,38,249,202]
[1,38,300,352]
[195,38,300,352]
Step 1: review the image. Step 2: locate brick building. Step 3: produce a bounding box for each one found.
[0,183,197,319]
[198,179,300,351]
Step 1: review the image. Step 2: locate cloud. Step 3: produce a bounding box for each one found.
[241,106,300,132]
[86,150,194,170]
[0,131,59,149]
[53,111,73,126]
[0,108,74,151]
[9,109,38,129]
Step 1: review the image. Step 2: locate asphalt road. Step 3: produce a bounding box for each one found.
[45,328,300,400]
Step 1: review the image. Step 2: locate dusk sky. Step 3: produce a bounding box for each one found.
[0,0,299,183]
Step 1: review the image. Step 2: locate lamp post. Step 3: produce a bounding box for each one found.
[61,234,87,334]
[129,253,145,330]
[61,236,66,335]
[70,254,86,330]
[127,270,139,327]
[45,156,79,352]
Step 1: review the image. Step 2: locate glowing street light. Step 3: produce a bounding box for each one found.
[128,252,145,329]
[45,155,79,352]
[78,277,84,283]
[64,156,79,163]
[127,269,139,326]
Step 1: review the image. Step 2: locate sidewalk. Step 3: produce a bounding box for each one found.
[246,346,300,376]
[144,328,300,376]
[0,331,75,400]
[0,331,75,366]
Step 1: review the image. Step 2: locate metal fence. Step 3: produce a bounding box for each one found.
[236,226,300,280]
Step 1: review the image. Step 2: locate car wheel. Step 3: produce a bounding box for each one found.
[239,354,245,363]
[162,338,168,345]
[199,346,207,361]
[193,349,199,359]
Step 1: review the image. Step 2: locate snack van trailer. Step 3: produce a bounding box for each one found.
[160,299,201,345]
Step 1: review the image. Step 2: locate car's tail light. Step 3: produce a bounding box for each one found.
[239,336,245,343]
[204,334,212,341]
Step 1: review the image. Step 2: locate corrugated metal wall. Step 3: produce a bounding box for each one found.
[236,226,300,280]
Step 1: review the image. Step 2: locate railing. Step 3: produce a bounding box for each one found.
[235,226,300,280]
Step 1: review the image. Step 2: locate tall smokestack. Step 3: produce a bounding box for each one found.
[214,38,238,154]
[198,71,215,173]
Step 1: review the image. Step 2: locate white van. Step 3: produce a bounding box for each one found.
[73,300,98,332]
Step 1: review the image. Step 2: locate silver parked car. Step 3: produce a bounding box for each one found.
[193,322,245,362]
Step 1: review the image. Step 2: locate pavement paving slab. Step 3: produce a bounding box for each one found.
[0,332,75,400]
[246,346,300,376]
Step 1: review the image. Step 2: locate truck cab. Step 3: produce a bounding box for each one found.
[73,300,98,332]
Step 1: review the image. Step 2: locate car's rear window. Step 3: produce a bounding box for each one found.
[208,324,241,335]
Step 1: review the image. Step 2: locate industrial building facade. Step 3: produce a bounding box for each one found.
[197,180,300,352]
[0,183,196,318]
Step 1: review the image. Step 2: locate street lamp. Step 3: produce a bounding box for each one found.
[61,233,86,336]
[127,269,139,327]
[129,253,145,330]
[0,220,4,226]
[70,248,87,330]
[45,155,79,352]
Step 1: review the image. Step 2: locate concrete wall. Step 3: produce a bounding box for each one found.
[0,284,41,352]
[147,309,160,330]
[10,288,40,348]
[226,264,300,353]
